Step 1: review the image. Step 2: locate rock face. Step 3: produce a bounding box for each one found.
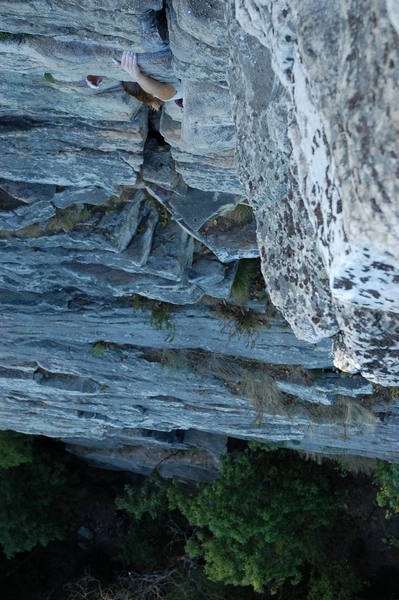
[228,0,399,385]
[0,0,398,476]
[0,0,167,50]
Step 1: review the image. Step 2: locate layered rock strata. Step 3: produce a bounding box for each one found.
[0,0,398,476]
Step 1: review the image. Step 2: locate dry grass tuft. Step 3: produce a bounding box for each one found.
[224,203,254,225]
[239,371,286,426]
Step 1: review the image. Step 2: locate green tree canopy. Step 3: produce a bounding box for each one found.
[0,430,34,469]
[168,445,341,593]
[0,445,79,558]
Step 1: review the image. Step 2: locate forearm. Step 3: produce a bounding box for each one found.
[135,71,176,101]
[121,50,177,101]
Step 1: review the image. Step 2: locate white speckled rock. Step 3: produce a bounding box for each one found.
[226,8,339,341]
[229,0,399,384]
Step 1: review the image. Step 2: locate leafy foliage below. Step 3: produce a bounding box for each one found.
[0,444,80,558]
[307,561,363,600]
[168,445,342,593]
[0,430,34,469]
[375,460,399,517]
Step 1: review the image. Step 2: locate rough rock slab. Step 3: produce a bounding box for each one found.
[0,298,333,368]
[146,184,255,262]
[226,3,338,340]
[181,80,236,154]
[171,0,228,48]
[0,200,56,231]
[0,73,142,122]
[0,115,146,187]
[166,1,228,82]
[230,0,399,384]
[68,444,220,482]
[276,373,373,407]
[0,0,167,51]
[52,187,112,209]
[0,183,240,305]
[0,296,398,461]
[0,180,56,204]
[0,36,176,85]
[142,139,183,191]
[160,104,242,194]
[0,0,397,473]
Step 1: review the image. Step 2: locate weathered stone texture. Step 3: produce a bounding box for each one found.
[228,0,399,384]
[0,0,398,476]
[162,0,242,194]
[225,6,338,342]
[0,0,166,50]
[4,296,399,463]
[0,116,143,187]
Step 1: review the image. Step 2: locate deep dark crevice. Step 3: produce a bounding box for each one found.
[175,429,185,443]
[227,436,248,453]
[155,1,169,43]
[0,115,42,131]
[0,187,25,211]
[148,111,165,144]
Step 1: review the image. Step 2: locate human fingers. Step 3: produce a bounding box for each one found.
[126,51,133,73]
[121,50,129,71]
[128,51,136,73]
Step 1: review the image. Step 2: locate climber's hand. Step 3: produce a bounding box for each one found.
[121,51,140,82]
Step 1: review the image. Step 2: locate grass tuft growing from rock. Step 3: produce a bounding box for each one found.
[231,259,262,306]
[0,32,32,43]
[132,295,176,342]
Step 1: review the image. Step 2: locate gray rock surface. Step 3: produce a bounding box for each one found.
[68,428,227,481]
[160,110,242,194]
[0,180,56,204]
[227,0,399,385]
[0,114,147,187]
[146,182,257,262]
[225,5,339,343]
[166,0,228,82]
[0,1,166,50]
[0,186,240,304]
[0,73,141,122]
[2,295,398,462]
[0,0,397,478]
[69,444,221,482]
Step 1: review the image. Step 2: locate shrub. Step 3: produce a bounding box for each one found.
[0,446,79,558]
[238,371,285,425]
[0,32,30,42]
[116,472,169,521]
[307,561,363,600]
[168,446,341,593]
[231,260,260,306]
[44,72,56,83]
[115,473,179,571]
[0,430,34,469]
[132,296,176,342]
[150,303,175,342]
[91,340,109,358]
[374,461,399,517]
[0,432,81,558]
[215,303,260,348]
